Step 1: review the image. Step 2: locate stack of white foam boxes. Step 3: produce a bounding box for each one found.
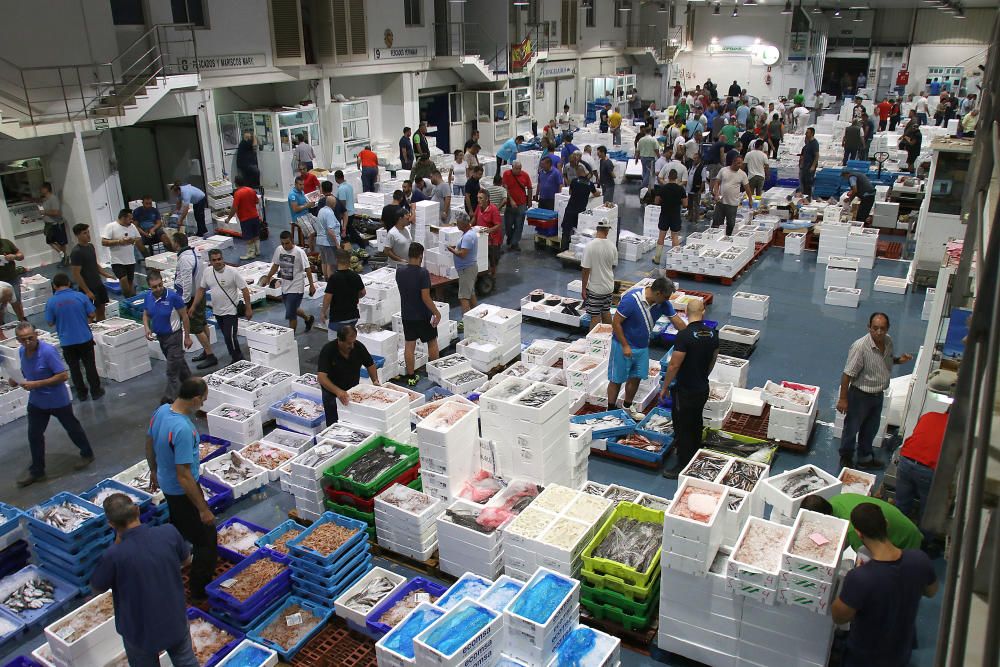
[872,201,900,229]
[18,274,51,316]
[662,476,728,578]
[244,321,299,374]
[339,383,412,443]
[357,325,400,377]
[91,318,151,382]
[711,354,751,388]
[289,426,373,521]
[760,464,842,526]
[0,383,28,426]
[400,299,455,352]
[784,232,806,256]
[459,304,521,372]
[374,483,444,562]
[504,568,580,667]
[479,379,574,486]
[643,204,661,239]
[415,400,480,503]
[425,353,471,386]
[412,199,439,247]
[423,225,461,278]
[873,275,908,294]
[704,381,734,429]
[816,221,849,264]
[207,403,264,446]
[921,288,936,320]
[43,590,123,667]
[762,381,819,447]
[824,256,859,290]
[846,227,879,269]
[779,509,849,616]
[203,362,293,414]
[359,268,401,327]
[731,293,769,321]
[437,498,505,579]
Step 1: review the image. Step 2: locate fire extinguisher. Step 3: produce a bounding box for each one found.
[765,73,772,86]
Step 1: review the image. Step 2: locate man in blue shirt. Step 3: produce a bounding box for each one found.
[132,196,172,253]
[145,377,216,600]
[11,322,94,487]
[45,272,103,402]
[536,156,563,210]
[496,135,524,168]
[142,269,193,405]
[170,182,207,237]
[447,213,479,314]
[560,134,579,165]
[287,175,315,249]
[735,102,751,130]
[91,494,198,667]
[609,278,685,419]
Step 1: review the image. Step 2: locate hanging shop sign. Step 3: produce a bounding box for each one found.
[177,54,266,72]
[896,70,910,86]
[373,46,428,60]
[538,64,576,79]
[511,37,534,70]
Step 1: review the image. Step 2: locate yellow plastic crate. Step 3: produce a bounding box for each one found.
[581,501,664,590]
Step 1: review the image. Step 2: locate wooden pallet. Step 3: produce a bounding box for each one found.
[534,233,561,250]
[665,241,771,286]
[580,612,657,655]
[291,617,378,667]
[721,405,813,453]
[368,541,443,579]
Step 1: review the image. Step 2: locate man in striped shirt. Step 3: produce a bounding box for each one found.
[837,312,912,469]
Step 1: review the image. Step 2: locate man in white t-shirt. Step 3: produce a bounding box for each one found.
[101,208,141,297]
[383,212,413,269]
[581,222,619,331]
[259,231,316,333]
[744,140,770,195]
[913,93,929,125]
[190,249,252,363]
[712,155,753,235]
[792,104,810,133]
[656,148,688,186]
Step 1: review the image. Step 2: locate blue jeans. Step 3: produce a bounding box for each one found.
[640,157,655,189]
[27,403,93,477]
[504,203,527,247]
[328,318,359,340]
[839,386,884,460]
[895,456,935,521]
[125,635,199,667]
[361,166,379,192]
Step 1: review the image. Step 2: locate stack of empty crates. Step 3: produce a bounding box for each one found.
[359,268,400,327]
[731,292,769,320]
[824,255,859,291]
[91,318,151,382]
[458,304,521,372]
[415,399,480,503]
[762,380,819,447]
[872,201,900,229]
[423,224,459,277]
[19,274,51,317]
[784,231,807,255]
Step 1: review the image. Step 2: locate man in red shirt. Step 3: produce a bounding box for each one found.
[876,97,892,132]
[472,190,502,277]
[501,161,532,252]
[357,145,380,193]
[895,408,948,521]
[298,163,322,216]
[223,177,262,259]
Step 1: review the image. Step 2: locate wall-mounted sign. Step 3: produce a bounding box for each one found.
[707,44,751,54]
[177,54,266,72]
[373,46,427,60]
[538,64,576,79]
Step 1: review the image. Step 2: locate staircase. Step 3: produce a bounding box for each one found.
[433,22,546,85]
[0,23,200,139]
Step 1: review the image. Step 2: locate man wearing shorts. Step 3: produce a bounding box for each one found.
[322,249,364,339]
[174,233,216,370]
[133,197,171,254]
[39,182,69,266]
[609,278,685,420]
[102,208,141,297]
[70,224,113,322]
[447,213,479,314]
[260,231,316,333]
[223,178,261,260]
[287,176,316,250]
[580,222,618,331]
[395,243,442,386]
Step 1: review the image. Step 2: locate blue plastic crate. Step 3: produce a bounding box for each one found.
[200,477,235,514]
[206,551,291,616]
[216,517,270,564]
[247,596,333,660]
[0,566,78,628]
[360,357,384,379]
[200,434,231,463]
[186,607,243,667]
[0,607,25,648]
[571,410,637,439]
[254,520,305,559]
[366,577,448,637]
[1,657,39,667]
[268,393,325,430]
[289,548,370,598]
[606,436,670,464]
[33,537,109,576]
[525,208,558,221]
[635,407,675,446]
[81,479,153,512]
[209,593,289,632]
[293,556,374,610]
[25,493,105,545]
[287,539,368,581]
[286,512,368,567]
[0,504,23,543]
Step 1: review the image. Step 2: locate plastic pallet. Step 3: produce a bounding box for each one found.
[721,405,771,440]
[718,340,756,359]
[877,240,902,259]
[665,241,771,286]
[289,617,377,667]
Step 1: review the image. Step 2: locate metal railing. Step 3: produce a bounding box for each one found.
[923,11,1000,667]
[434,22,551,76]
[0,23,198,126]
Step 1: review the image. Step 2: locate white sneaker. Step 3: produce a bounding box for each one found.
[629,408,646,422]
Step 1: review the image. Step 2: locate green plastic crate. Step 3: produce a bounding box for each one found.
[581,595,658,632]
[581,578,660,618]
[324,499,374,526]
[579,568,657,602]
[322,436,419,497]
[581,502,665,589]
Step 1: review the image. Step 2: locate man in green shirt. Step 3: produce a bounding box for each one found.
[675,99,689,122]
[801,493,923,551]
[793,88,805,106]
[720,117,740,147]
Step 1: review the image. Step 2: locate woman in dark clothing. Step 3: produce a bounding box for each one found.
[235,131,260,188]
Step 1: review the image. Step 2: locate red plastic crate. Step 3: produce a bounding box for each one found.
[323,464,420,509]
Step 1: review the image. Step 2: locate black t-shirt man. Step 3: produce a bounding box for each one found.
[567,177,595,212]
[656,182,687,227]
[464,176,481,212]
[396,264,432,321]
[674,321,719,392]
[324,269,365,323]
[599,158,615,188]
[70,242,109,304]
[317,339,374,424]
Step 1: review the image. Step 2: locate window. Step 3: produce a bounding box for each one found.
[404,0,422,26]
[585,0,595,28]
[110,0,144,25]
[171,0,207,27]
[560,0,577,46]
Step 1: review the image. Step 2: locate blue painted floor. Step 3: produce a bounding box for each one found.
[0,181,942,666]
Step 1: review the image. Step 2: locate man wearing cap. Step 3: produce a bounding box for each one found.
[609,278,685,421]
[581,221,618,332]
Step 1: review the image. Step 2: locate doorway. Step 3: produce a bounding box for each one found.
[419,93,451,153]
[822,57,869,99]
[111,117,204,203]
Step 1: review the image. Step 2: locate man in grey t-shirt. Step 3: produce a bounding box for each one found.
[581,222,618,330]
[39,181,69,266]
[429,170,452,222]
[383,213,413,268]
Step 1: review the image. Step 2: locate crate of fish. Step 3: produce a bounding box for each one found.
[237,440,297,482]
[0,566,78,629]
[634,408,674,446]
[216,517,270,564]
[80,479,154,513]
[26,494,107,547]
[414,598,502,667]
[473,575,522,615]
[544,625,621,667]
[112,461,164,505]
[215,639,278,667]
[678,449,734,486]
[202,452,268,500]
[268,393,326,436]
[718,458,770,498]
[581,502,664,590]
[246,596,331,661]
[365,577,447,638]
[838,467,876,496]
[334,567,406,629]
[570,410,637,440]
[43,589,120,666]
[760,465,842,518]
[374,483,443,529]
[504,568,579,661]
[286,511,367,567]
[287,443,352,484]
[375,601,446,667]
[339,384,410,422]
[252,522,303,561]
[261,427,314,453]
[186,607,244,666]
[200,477,235,514]
[205,551,291,616]
[606,432,669,464]
[322,437,419,498]
[781,509,849,584]
[0,505,24,553]
[726,517,792,605]
[662,479,728,572]
[564,355,608,393]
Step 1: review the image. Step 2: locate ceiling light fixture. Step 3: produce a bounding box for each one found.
[744,0,757,6]
[781,0,792,13]
[711,36,719,43]
[833,8,842,17]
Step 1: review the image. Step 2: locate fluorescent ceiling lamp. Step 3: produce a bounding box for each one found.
[781,0,792,13]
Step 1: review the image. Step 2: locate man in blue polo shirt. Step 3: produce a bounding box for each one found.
[145,377,216,601]
[132,196,172,253]
[45,272,103,402]
[11,321,94,487]
[536,156,563,210]
[142,269,192,405]
[170,182,207,237]
[609,278,685,420]
[91,494,198,667]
